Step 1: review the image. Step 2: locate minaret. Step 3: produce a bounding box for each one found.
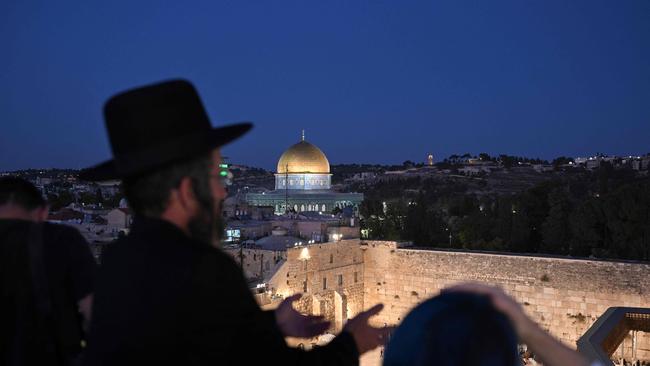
[301,129,305,141]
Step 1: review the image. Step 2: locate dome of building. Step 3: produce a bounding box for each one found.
[277,139,330,174]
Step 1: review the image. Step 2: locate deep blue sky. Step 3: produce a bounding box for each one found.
[1,1,649,171]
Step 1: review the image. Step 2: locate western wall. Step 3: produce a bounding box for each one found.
[232,239,650,363]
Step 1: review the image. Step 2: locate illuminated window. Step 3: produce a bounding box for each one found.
[322,204,326,211]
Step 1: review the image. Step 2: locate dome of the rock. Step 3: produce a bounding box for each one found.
[276,140,330,174]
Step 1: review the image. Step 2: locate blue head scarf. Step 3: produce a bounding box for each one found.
[383,292,521,366]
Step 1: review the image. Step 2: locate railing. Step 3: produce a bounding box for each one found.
[577,307,650,365]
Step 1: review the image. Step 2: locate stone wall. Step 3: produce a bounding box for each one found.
[250,239,650,364]
[223,248,286,282]
[362,241,650,361]
[273,240,365,333]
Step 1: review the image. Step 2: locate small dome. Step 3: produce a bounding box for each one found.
[277,140,330,174]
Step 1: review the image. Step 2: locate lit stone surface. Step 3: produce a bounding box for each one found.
[257,240,650,364]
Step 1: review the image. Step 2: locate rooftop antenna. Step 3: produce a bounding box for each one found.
[301,129,305,141]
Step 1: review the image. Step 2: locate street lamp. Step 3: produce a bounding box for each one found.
[299,247,311,293]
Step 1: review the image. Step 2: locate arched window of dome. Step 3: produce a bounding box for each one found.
[294,204,298,212]
[300,204,305,211]
[322,204,326,211]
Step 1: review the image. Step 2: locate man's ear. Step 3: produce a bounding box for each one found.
[33,205,49,222]
[177,177,199,215]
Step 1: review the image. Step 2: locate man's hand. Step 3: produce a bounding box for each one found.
[443,282,535,338]
[275,294,330,338]
[443,282,590,366]
[343,304,392,355]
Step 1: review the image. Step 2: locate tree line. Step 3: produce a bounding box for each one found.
[360,163,650,261]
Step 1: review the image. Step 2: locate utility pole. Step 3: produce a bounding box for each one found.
[260,253,264,280]
[284,163,289,214]
[239,244,243,269]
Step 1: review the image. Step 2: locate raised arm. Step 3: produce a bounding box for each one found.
[445,283,590,366]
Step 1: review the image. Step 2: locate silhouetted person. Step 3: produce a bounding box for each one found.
[80,80,389,366]
[0,177,96,366]
[384,283,594,366]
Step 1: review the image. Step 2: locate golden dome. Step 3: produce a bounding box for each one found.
[277,140,330,174]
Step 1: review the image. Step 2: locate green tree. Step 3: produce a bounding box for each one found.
[95,188,104,205]
[47,191,74,211]
[569,198,606,257]
[478,153,491,161]
[541,188,572,254]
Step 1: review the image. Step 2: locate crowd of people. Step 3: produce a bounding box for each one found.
[2,79,605,366]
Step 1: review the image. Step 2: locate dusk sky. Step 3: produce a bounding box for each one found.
[1,0,648,171]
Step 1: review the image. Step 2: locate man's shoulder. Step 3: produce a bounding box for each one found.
[197,245,241,272]
[42,221,84,237]
[0,218,30,236]
[104,230,237,271]
[0,219,86,245]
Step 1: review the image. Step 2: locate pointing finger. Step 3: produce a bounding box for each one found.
[304,315,325,323]
[284,293,303,303]
[358,303,384,320]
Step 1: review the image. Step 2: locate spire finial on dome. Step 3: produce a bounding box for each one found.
[301,129,305,141]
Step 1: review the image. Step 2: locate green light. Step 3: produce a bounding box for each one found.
[219,171,228,177]
[219,164,229,169]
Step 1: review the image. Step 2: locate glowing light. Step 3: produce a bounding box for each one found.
[298,247,311,261]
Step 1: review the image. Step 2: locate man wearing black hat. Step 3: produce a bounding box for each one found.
[81,80,389,365]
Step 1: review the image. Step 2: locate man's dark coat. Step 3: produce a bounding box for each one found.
[83,217,358,365]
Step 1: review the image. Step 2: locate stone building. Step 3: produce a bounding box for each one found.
[106,207,132,232]
[245,132,363,215]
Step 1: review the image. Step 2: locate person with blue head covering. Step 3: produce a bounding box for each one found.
[384,283,594,366]
[384,292,519,366]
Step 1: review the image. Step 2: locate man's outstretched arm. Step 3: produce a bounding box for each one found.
[186,252,388,366]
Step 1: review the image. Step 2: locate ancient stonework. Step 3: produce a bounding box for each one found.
[362,241,650,360]
[244,239,650,363]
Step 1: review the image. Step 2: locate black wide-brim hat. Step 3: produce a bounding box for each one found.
[79,79,252,181]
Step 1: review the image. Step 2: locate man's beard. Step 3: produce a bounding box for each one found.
[188,197,225,247]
